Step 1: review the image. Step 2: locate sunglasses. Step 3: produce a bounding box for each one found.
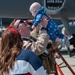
[17,19,33,28]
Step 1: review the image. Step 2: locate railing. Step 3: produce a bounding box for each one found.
[51,50,75,75]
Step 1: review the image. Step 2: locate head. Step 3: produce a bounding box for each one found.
[0,26,23,74]
[14,19,32,38]
[29,2,41,17]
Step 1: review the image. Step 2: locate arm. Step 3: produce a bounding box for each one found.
[31,29,49,55]
[32,14,42,28]
[31,17,49,55]
[23,18,49,55]
[23,29,49,55]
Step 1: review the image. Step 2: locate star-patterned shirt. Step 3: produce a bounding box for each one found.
[46,20,64,41]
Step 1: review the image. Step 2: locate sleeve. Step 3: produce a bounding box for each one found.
[33,14,42,27]
[30,30,49,55]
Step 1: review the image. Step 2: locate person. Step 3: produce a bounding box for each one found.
[29,2,66,43]
[61,27,75,57]
[13,18,49,55]
[13,19,59,74]
[0,26,48,75]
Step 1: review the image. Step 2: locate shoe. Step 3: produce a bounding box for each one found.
[69,53,74,57]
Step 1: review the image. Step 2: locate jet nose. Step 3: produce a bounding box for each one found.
[44,0,66,14]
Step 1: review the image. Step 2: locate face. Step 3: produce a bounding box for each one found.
[31,9,36,17]
[14,20,31,38]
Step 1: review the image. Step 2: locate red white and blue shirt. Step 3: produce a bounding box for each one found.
[9,50,48,75]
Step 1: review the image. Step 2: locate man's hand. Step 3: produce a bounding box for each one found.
[41,16,48,28]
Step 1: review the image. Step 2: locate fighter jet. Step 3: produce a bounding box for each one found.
[0,0,75,34]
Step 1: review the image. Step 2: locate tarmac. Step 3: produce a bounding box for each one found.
[50,46,75,75]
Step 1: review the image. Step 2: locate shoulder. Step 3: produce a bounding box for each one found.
[35,14,43,19]
[17,50,35,60]
[17,50,42,63]
[16,50,42,70]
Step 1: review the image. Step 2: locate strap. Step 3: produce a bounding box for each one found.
[22,37,37,42]
[22,37,33,42]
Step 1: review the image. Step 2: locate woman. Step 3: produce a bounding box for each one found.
[0,26,48,75]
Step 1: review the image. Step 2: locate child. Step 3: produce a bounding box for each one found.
[29,2,65,43]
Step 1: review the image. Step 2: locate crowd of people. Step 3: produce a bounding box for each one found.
[0,2,74,75]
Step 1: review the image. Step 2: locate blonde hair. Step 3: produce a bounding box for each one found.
[29,2,41,13]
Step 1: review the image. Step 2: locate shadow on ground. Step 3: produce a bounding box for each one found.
[59,48,75,57]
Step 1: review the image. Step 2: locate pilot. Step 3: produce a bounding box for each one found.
[13,18,49,56]
[62,27,75,52]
